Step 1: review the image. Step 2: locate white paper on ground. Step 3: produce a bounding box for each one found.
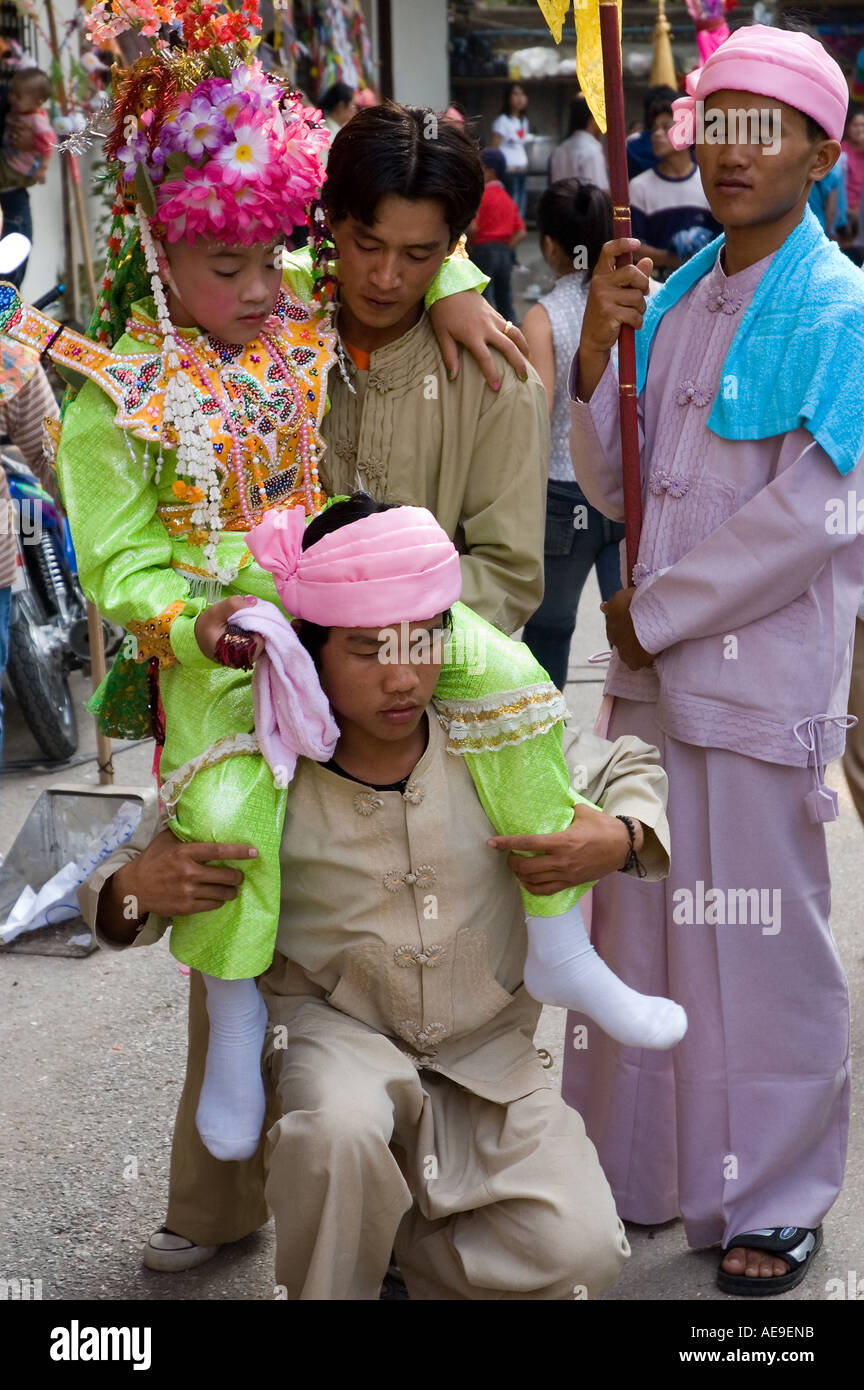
[0,800,143,944]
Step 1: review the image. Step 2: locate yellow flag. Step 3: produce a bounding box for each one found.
[535,0,622,134]
[536,1,570,44]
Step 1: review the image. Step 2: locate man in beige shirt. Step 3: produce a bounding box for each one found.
[317,102,549,635]
[83,500,673,1298]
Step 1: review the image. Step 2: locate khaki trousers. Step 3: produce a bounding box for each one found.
[166,975,629,1298]
[264,998,630,1300]
[844,617,864,825]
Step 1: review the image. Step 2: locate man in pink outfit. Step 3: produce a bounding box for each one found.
[564,25,864,1296]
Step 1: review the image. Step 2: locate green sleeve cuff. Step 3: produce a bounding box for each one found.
[425,255,489,308]
[169,598,219,670]
[282,245,315,303]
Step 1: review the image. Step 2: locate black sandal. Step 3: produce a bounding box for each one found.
[717,1226,823,1296]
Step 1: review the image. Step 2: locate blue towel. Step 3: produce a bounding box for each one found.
[635,206,864,475]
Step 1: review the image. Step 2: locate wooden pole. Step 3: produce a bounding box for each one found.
[599,1,642,584]
[85,604,114,782]
[68,157,97,306]
[44,0,112,782]
[59,156,80,322]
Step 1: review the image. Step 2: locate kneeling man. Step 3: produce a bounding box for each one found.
[95,497,640,1299]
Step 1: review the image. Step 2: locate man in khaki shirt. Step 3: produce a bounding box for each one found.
[84,502,673,1299]
[317,102,549,635]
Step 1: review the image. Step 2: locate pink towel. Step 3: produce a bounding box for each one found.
[231,598,339,783]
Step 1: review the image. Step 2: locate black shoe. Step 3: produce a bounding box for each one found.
[379,1264,410,1299]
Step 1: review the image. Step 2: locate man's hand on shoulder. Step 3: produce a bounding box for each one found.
[97,830,258,944]
[488,804,642,895]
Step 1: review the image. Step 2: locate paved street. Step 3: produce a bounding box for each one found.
[1,571,861,1304]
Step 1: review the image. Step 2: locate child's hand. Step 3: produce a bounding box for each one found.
[195,595,262,663]
[429,290,530,389]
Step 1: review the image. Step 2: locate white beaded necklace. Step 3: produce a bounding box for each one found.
[138,210,238,586]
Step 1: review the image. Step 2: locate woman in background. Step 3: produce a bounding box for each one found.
[492,82,530,219]
[521,180,625,691]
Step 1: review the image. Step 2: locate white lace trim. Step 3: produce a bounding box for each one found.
[160,732,261,815]
[433,684,569,755]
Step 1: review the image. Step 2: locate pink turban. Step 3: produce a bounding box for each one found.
[669,25,849,151]
[246,504,463,627]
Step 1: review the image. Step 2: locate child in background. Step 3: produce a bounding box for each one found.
[630,97,720,277]
[470,148,525,325]
[0,69,56,188]
[841,107,864,239]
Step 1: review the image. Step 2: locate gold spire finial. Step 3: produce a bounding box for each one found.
[651,0,677,88]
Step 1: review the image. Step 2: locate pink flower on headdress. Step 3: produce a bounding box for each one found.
[215,119,271,183]
[231,180,264,214]
[157,164,227,240]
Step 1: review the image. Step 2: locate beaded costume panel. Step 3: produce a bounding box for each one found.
[0,281,336,532]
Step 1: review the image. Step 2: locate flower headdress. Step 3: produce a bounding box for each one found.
[77,0,329,580]
[93,1,328,246]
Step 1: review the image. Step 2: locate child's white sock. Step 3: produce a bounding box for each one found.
[524,904,687,1050]
[196,974,268,1162]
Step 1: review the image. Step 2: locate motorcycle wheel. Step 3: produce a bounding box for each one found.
[6,587,78,762]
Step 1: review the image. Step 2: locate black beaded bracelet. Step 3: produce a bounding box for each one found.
[616,815,647,878]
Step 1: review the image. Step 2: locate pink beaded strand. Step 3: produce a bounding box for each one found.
[182,336,255,531]
[262,331,323,514]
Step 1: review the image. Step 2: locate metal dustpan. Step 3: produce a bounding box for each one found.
[0,782,158,958]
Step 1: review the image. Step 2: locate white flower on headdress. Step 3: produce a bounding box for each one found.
[215,121,271,182]
[175,100,226,159]
[230,65,258,93]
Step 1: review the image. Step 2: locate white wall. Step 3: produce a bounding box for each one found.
[20,0,102,306]
[390,0,449,110]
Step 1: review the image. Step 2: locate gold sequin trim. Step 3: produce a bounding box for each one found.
[442,690,562,723]
[128,600,186,667]
[435,685,568,755]
[443,716,565,755]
